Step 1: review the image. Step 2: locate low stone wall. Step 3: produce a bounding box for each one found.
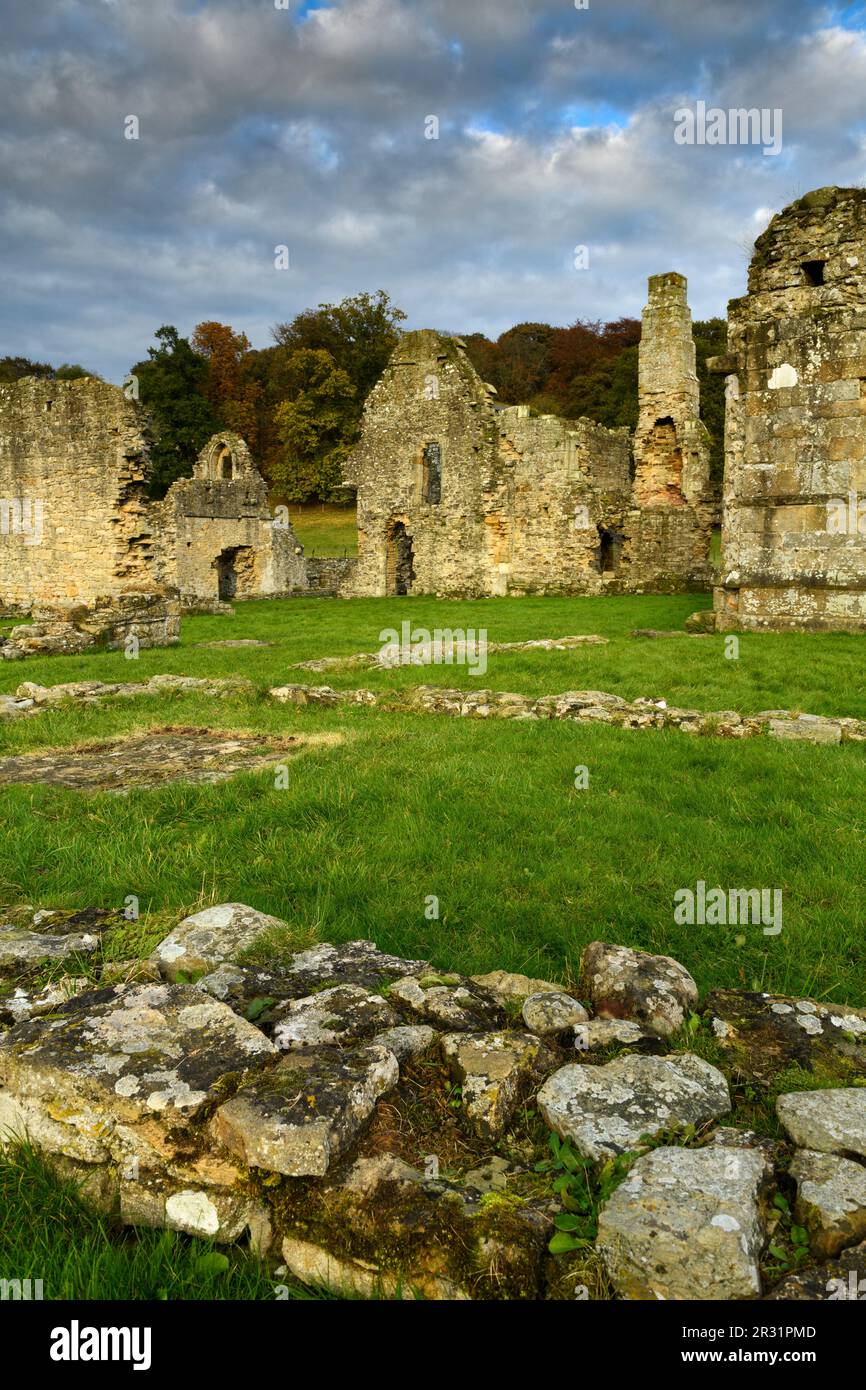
[1,904,864,1300]
[0,589,180,661]
[3,672,863,746]
[304,556,358,595]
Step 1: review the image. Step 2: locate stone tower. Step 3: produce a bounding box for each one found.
[620,273,714,589]
[712,187,866,631]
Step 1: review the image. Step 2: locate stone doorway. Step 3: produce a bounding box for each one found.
[386,522,415,596]
[215,546,255,600]
[598,525,622,575]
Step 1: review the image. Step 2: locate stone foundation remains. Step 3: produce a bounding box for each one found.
[1,905,864,1301]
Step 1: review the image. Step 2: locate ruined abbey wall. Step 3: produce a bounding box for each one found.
[622,273,715,592]
[344,275,714,599]
[0,377,159,612]
[155,433,306,605]
[713,187,866,631]
[343,330,638,598]
[0,389,307,638]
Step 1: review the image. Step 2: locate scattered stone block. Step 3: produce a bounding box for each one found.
[373,1025,437,1063]
[150,903,289,981]
[0,983,276,1175]
[440,1031,556,1139]
[521,991,588,1037]
[791,1149,866,1258]
[210,1044,399,1177]
[470,969,562,1004]
[580,941,698,1037]
[776,1088,866,1160]
[271,984,398,1050]
[596,1145,770,1300]
[706,989,866,1085]
[389,974,504,1031]
[572,1018,662,1053]
[537,1053,730,1160]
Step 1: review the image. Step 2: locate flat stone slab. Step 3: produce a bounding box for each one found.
[470,969,562,1003]
[0,727,338,792]
[271,985,399,1050]
[282,941,430,995]
[388,975,504,1031]
[521,991,588,1037]
[151,903,289,981]
[572,1018,663,1053]
[0,982,276,1168]
[537,1053,731,1160]
[596,1145,770,1300]
[0,927,101,975]
[441,1030,556,1139]
[776,1088,866,1159]
[791,1149,866,1258]
[195,639,273,649]
[372,1025,437,1063]
[706,989,866,1085]
[210,1043,399,1177]
[580,941,698,1038]
[769,717,842,745]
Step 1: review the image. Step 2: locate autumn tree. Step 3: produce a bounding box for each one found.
[190,321,262,451]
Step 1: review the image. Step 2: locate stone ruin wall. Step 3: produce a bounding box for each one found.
[154,433,307,607]
[713,186,866,631]
[343,329,639,599]
[490,406,632,596]
[344,283,714,599]
[0,386,309,650]
[0,377,160,612]
[622,272,715,593]
[343,330,500,598]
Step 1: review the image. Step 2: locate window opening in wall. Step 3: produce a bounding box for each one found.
[801,260,826,287]
[422,442,442,504]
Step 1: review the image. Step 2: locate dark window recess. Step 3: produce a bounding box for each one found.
[598,526,621,575]
[422,442,442,504]
[802,260,826,287]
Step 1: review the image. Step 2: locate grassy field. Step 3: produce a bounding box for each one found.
[1,591,864,1296]
[286,502,358,556]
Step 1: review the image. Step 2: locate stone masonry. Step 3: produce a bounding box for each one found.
[2,907,865,1301]
[711,187,866,631]
[343,278,715,597]
[0,382,308,645]
[0,375,179,652]
[622,272,715,591]
[152,432,307,606]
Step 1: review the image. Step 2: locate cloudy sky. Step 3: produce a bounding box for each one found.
[2,0,865,382]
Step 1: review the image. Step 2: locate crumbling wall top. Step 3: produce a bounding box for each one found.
[741,185,866,308]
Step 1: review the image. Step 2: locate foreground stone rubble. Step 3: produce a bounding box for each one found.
[1,906,865,1301]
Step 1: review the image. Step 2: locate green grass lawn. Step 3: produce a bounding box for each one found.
[286,502,358,556]
[1,591,864,1297]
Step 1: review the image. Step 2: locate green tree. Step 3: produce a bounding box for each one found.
[130,327,219,496]
[272,290,405,407]
[54,363,100,381]
[0,357,98,383]
[271,348,356,501]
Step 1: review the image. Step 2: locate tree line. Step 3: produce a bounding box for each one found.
[1,295,727,500]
